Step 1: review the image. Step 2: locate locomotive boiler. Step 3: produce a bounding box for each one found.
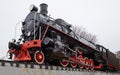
[7,3,120,72]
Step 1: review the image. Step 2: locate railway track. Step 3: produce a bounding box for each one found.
[0,60,119,75]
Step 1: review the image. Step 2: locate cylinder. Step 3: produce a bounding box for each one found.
[40,3,48,16]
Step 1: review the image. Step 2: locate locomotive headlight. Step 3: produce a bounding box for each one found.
[27,31,31,36]
[29,4,38,12]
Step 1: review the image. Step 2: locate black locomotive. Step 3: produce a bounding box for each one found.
[7,3,120,72]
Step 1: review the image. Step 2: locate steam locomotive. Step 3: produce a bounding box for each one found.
[7,3,120,72]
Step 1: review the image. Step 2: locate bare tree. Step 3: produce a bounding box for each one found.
[115,51,120,71]
[116,51,120,59]
[72,25,97,43]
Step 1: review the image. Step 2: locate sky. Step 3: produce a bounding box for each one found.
[0,0,120,57]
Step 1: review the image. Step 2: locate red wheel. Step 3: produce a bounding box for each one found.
[34,51,45,64]
[70,62,77,68]
[70,54,77,68]
[84,57,89,69]
[60,60,69,67]
[89,59,94,70]
[78,55,84,69]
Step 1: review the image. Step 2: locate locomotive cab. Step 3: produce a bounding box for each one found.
[96,44,119,71]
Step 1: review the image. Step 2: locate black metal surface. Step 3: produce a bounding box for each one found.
[40,3,48,16]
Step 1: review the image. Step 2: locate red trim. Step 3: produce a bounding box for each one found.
[60,60,69,67]
[70,63,77,68]
[8,40,42,61]
[69,54,79,62]
[48,25,96,51]
[14,49,31,61]
[22,40,42,50]
[78,50,82,55]
[84,57,89,69]
[89,59,94,70]
[41,26,49,41]
[107,64,118,69]
[34,51,45,64]
[94,63,103,69]
[8,49,15,53]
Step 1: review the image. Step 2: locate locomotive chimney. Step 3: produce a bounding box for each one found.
[40,3,48,16]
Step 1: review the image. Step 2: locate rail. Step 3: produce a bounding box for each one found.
[0,60,119,75]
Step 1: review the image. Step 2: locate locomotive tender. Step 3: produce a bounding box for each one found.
[7,3,119,72]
